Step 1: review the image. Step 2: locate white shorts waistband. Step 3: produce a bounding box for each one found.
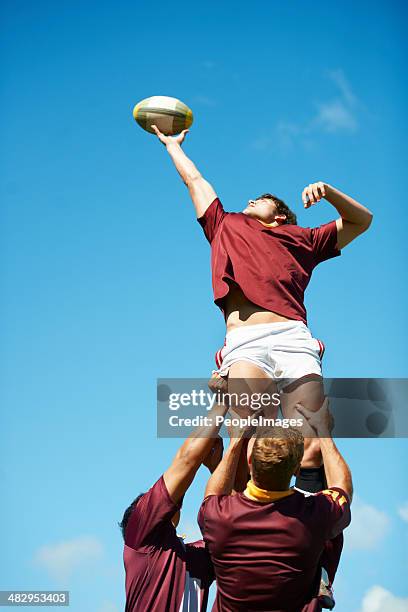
[225,320,307,340]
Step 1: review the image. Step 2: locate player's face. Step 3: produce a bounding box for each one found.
[243,198,279,223]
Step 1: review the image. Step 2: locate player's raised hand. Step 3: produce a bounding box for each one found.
[151,124,189,146]
[295,397,334,437]
[208,371,228,396]
[203,435,224,473]
[302,181,328,208]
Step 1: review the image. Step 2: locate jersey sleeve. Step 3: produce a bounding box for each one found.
[310,220,341,264]
[197,495,217,534]
[124,475,180,549]
[185,540,215,586]
[197,498,209,535]
[197,198,227,243]
[316,487,351,540]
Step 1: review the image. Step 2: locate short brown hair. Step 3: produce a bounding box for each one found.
[256,193,297,225]
[251,427,304,490]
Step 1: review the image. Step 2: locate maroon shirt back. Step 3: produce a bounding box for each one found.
[197,199,340,324]
[124,476,214,612]
[198,488,350,612]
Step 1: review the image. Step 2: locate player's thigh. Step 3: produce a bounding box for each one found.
[280,374,324,437]
[280,374,325,443]
[280,374,325,417]
[228,360,279,418]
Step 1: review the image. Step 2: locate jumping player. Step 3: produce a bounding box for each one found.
[151,125,372,472]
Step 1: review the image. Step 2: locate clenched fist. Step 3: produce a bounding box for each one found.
[302,181,329,208]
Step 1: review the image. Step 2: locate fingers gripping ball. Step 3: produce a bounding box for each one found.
[133,95,193,136]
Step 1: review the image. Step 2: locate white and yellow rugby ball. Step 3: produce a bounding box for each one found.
[133,95,193,136]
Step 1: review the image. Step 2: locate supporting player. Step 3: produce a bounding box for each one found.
[120,374,227,612]
[198,399,353,611]
[151,125,373,476]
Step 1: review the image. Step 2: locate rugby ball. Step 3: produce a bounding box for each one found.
[133,96,193,136]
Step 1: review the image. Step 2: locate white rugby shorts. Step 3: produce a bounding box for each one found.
[215,321,325,392]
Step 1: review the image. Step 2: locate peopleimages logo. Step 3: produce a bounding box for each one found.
[168,390,281,411]
[168,414,304,429]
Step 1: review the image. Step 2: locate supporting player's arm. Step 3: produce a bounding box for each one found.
[204,436,245,498]
[232,441,251,494]
[296,399,353,501]
[319,436,353,501]
[204,412,252,498]
[302,182,373,249]
[151,125,217,218]
[163,374,228,505]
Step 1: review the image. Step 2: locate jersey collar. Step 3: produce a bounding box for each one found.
[256,219,279,228]
[243,479,295,503]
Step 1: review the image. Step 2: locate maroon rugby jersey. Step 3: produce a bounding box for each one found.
[198,487,350,612]
[124,476,214,612]
[197,199,340,324]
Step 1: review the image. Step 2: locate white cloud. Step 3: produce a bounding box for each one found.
[34,535,104,582]
[259,69,359,150]
[347,499,390,550]
[361,585,408,612]
[315,69,358,133]
[315,99,357,133]
[329,68,357,107]
[398,501,408,522]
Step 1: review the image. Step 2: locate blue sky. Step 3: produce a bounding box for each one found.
[1,1,407,611]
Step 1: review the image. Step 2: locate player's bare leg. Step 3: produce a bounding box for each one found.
[280,375,325,467]
[227,360,279,420]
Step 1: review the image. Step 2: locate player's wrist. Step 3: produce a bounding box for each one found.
[318,428,332,438]
[318,430,334,444]
[323,183,334,198]
[166,140,181,151]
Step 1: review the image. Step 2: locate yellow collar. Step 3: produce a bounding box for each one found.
[257,219,277,228]
[244,479,294,503]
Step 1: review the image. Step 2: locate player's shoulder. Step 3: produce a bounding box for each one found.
[222,209,243,222]
[202,493,229,505]
[136,475,168,510]
[201,493,236,513]
[284,223,311,236]
[150,474,168,497]
[270,223,312,243]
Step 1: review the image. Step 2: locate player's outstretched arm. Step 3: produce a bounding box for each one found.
[203,413,251,498]
[296,399,353,501]
[204,436,245,498]
[151,125,217,218]
[302,182,373,249]
[163,374,228,505]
